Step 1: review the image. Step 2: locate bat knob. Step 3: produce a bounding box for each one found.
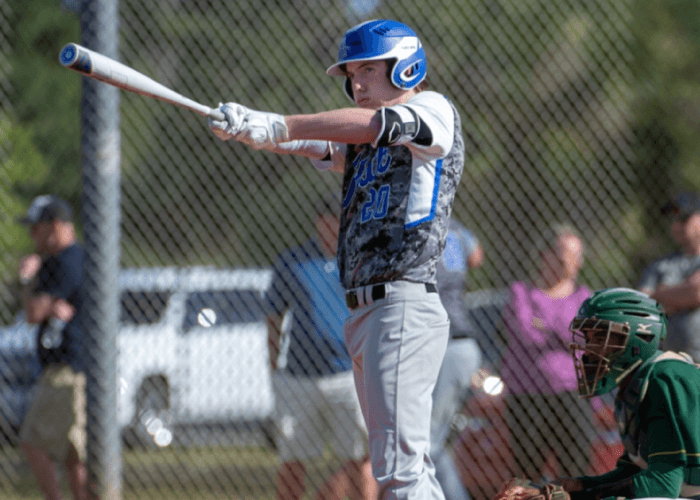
[59,43,92,74]
[59,43,78,66]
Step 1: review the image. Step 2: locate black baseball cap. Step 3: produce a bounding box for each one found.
[17,195,74,225]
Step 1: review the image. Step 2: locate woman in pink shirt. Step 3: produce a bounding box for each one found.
[501,224,595,481]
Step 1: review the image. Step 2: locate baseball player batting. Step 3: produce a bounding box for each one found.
[490,288,700,500]
[208,19,464,500]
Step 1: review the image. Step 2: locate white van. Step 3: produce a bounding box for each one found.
[0,266,275,447]
[117,266,274,446]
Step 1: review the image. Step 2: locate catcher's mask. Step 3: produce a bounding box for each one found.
[569,287,666,397]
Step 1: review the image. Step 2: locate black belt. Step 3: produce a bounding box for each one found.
[346,283,437,310]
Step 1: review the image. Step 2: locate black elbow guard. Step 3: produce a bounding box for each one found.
[374,106,432,147]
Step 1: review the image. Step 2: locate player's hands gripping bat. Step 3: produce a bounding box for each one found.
[208,102,289,149]
[59,43,225,121]
[492,478,570,500]
[208,103,330,160]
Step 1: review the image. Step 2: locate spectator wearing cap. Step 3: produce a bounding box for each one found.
[638,191,700,360]
[16,195,89,500]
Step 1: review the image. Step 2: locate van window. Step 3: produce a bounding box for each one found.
[120,291,171,325]
[183,290,265,330]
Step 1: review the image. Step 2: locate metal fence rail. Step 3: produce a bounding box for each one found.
[0,0,689,498]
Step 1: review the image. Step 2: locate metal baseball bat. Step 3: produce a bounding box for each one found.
[59,43,225,121]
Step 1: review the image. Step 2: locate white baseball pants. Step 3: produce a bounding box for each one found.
[344,280,450,500]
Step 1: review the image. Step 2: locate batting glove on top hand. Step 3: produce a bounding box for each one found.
[208,102,290,150]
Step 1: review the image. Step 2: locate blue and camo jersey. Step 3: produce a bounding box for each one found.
[322,91,465,289]
[264,237,352,377]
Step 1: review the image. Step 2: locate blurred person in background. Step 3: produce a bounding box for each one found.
[500,223,595,481]
[16,195,89,500]
[638,191,700,362]
[265,191,377,500]
[431,219,484,500]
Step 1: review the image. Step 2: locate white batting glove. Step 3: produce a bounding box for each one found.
[208,102,241,141]
[208,102,289,150]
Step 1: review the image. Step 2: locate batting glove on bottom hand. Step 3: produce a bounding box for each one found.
[208,102,289,150]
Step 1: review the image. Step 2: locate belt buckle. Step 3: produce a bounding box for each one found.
[371,284,386,301]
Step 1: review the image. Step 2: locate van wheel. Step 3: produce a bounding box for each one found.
[123,377,173,448]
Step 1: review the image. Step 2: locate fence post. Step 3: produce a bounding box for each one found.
[80,0,122,498]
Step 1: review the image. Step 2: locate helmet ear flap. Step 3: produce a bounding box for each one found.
[390,49,427,89]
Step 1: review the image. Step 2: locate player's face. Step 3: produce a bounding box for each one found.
[583,329,625,359]
[345,60,414,109]
[571,318,630,396]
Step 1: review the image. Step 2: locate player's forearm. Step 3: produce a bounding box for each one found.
[649,282,700,314]
[286,109,380,144]
[266,140,330,159]
[577,460,639,492]
[632,463,685,498]
[572,477,634,500]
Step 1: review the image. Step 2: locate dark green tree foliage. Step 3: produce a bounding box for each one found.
[9,0,81,205]
[1,0,80,318]
[6,0,700,286]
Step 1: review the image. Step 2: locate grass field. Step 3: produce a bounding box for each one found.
[0,444,349,499]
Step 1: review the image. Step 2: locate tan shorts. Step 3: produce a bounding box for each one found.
[19,364,86,462]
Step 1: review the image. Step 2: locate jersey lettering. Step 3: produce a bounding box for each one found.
[357,156,373,187]
[361,185,391,222]
[344,148,392,208]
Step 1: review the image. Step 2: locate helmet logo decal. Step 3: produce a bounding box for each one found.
[637,323,652,334]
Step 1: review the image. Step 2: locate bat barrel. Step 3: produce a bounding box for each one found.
[60,43,91,74]
[59,42,224,120]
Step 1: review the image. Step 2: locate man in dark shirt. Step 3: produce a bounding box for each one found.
[17,195,88,500]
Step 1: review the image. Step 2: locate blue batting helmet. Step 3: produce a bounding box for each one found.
[326,19,427,100]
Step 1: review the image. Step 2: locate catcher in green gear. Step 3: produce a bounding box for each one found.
[556,287,700,500]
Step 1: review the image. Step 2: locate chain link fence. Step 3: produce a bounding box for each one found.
[0,0,690,498]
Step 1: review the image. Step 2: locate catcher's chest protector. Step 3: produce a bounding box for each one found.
[615,351,697,463]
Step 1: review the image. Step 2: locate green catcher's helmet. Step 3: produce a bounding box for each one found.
[569,287,667,397]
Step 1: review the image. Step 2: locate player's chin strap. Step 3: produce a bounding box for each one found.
[570,477,634,500]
